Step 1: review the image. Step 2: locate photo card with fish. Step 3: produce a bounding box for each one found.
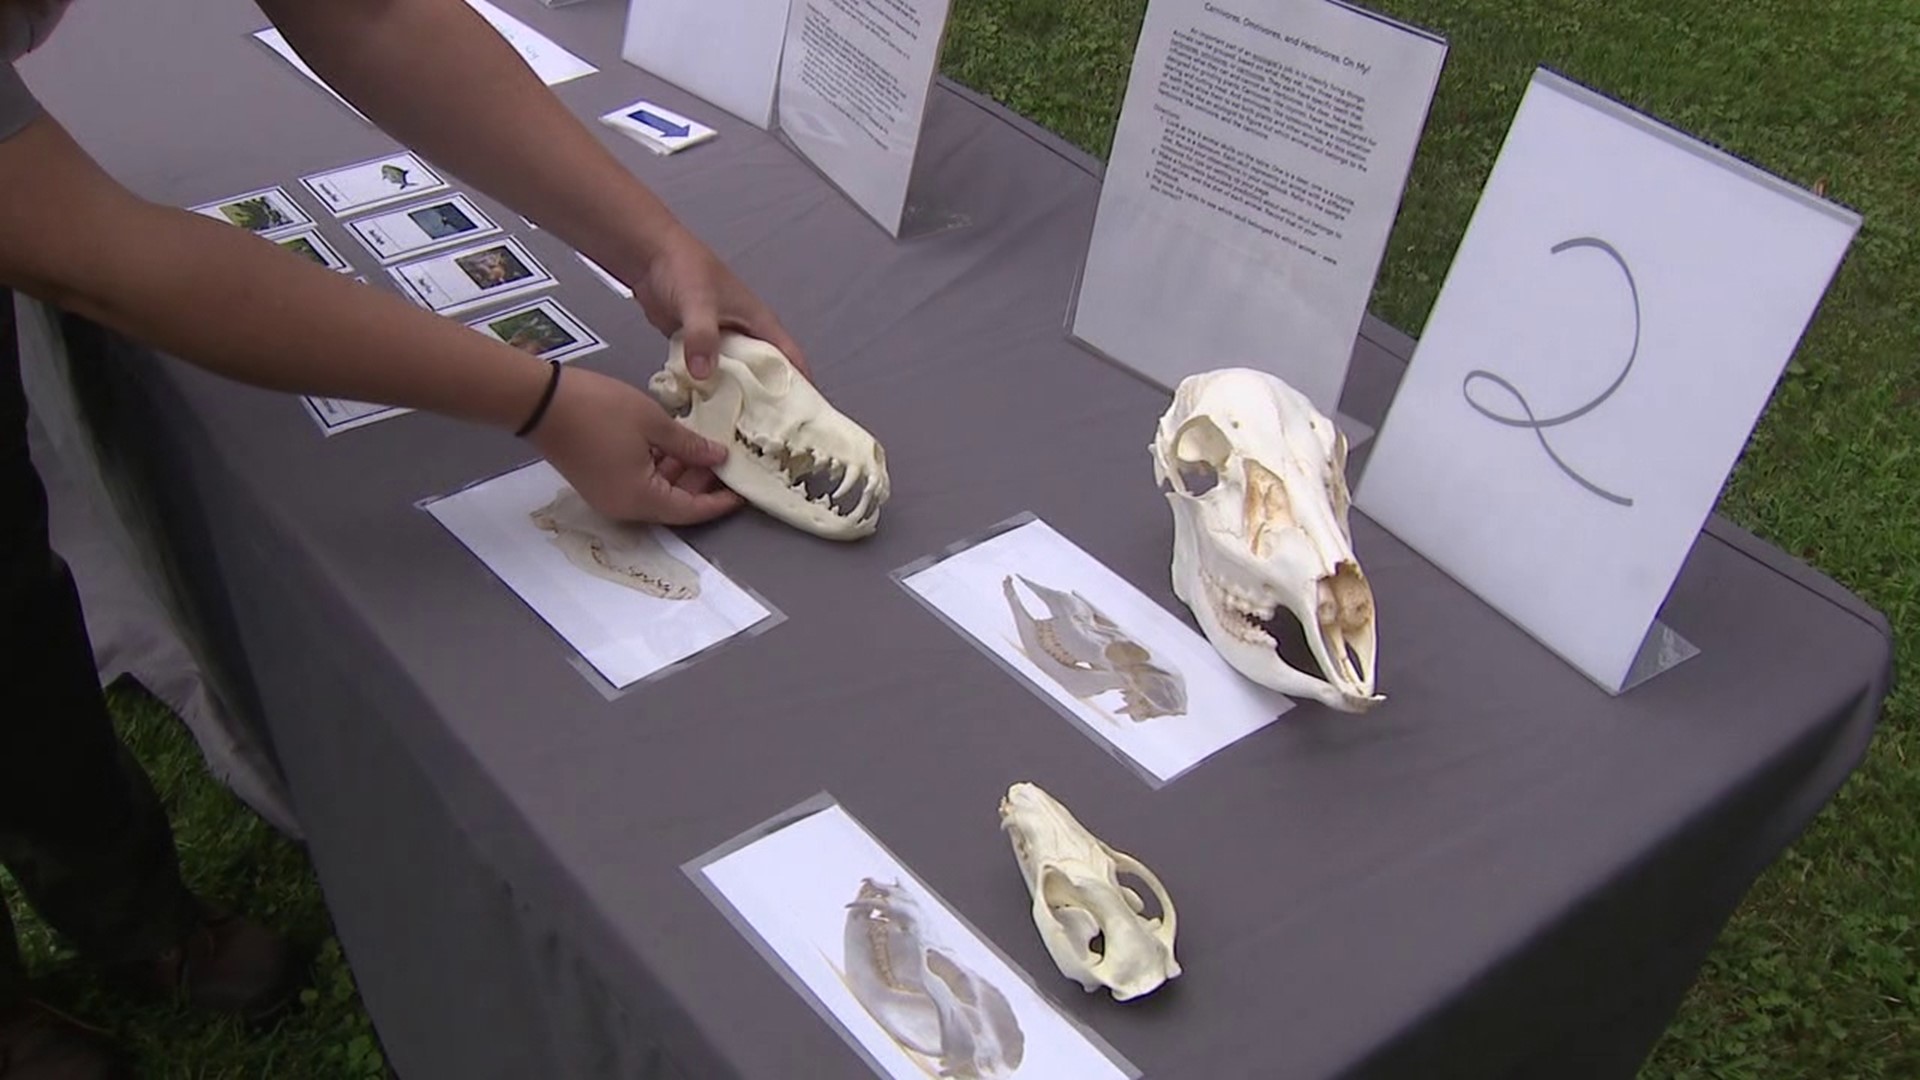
[347,193,502,262]
[388,236,556,316]
[895,515,1294,785]
[188,185,313,237]
[687,795,1139,1080]
[300,152,449,216]
[422,459,774,690]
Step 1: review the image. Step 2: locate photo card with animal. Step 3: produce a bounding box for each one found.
[300,151,448,216]
[423,460,773,689]
[300,299,605,436]
[273,228,354,273]
[898,517,1294,784]
[473,298,606,362]
[347,193,500,262]
[691,797,1138,1080]
[188,185,312,237]
[389,237,555,315]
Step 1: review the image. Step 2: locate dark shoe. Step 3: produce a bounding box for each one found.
[109,901,302,1020]
[0,1000,131,1079]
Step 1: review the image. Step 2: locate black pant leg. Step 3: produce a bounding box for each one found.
[0,289,198,973]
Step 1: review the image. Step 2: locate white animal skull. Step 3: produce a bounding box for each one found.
[1149,368,1382,712]
[842,877,1025,1078]
[998,783,1179,1002]
[647,332,889,540]
[529,487,699,600]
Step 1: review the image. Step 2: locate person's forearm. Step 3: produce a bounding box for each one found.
[1,119,552,430]
[259,0,687,288]
[68,208,553,427]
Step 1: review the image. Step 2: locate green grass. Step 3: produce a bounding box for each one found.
[3,681,389,1079]
[8,0,1918,1074]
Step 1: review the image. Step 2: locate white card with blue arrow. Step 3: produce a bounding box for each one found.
[600,100,716,156]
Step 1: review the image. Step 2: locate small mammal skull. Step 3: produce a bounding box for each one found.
[842,877,1025,1078]
[647,332,890,540]
[998,783,1179,1002]
[1002,574,1187,722]
[529,487,699,599]
[1149,368,1382,712]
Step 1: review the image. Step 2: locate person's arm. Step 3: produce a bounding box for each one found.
[255,0,809,381]
[0,112,740,523]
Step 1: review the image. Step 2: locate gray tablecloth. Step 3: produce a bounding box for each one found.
[16,2,1893,1078]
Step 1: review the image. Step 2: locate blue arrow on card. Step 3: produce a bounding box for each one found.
[629,109,690,139]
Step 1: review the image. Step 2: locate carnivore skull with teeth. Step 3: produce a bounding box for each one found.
[1149,368,1382,712]
[647,332,889,539]
[998,783,1179,1002]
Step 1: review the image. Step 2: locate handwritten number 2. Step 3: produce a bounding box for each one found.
[1460,236,1639,508]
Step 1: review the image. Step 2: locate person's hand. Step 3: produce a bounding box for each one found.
[528,364,744,524]
[632,224,813,383]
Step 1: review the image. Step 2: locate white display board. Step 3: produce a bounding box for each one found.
[773,0,952,235]
[1354,68,1861,694]
[620,0,791,128]
[1068,0,1445,415]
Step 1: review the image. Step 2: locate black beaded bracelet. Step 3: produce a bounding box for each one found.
[515,360,563,438]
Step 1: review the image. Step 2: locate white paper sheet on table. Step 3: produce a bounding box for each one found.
[899,518,1294,785]
[424,460,772,690]
[696,800,1139,1080]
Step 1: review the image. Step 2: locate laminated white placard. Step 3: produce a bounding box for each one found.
[773,0,952,236]
[1068,0,1445,416]
[1354,68,1861,694]
[621,0,792,128]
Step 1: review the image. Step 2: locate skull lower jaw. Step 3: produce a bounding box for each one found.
[1182,561,1383,713]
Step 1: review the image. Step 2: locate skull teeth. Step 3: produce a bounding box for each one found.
[734,429,874,520]
[1201,572,1277,646]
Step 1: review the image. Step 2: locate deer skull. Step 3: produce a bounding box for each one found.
[998,783,1179,1002]
[648,332,889,540]
[1149,368,1382,712]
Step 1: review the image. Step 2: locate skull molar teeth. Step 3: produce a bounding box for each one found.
[1149,368,1383,713]
[646,332,890,540]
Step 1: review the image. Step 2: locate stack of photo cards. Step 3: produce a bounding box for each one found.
[302,297,607,436]
[898,517,1295,785]
[347,194,502,263]
[424,459,774,690]
[388,236,555,316]
[301,152,449,217]
[689,796,1139,1080]
[187,184,356,274]
[599,99,717,155]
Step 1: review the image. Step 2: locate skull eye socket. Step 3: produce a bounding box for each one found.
[1170,415,1232,496]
